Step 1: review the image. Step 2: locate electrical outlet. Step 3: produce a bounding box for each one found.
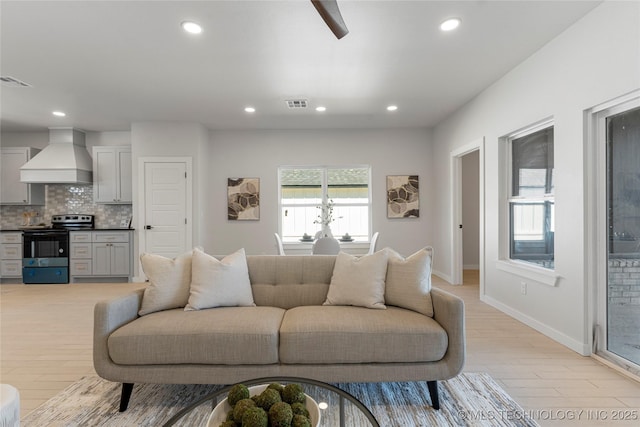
[520,281,527,295]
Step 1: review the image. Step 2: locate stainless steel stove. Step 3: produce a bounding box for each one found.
[23,214,94,284]
[51,214,95,229]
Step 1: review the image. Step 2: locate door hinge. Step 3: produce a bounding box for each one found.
[185,218,187,224]
[185,172,187,178]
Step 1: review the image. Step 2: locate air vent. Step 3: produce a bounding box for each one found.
[286,99,308,109]
[0,76,33,88]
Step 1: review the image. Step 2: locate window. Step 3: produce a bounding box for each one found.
[508,123,555,269]
[279,166,370,242]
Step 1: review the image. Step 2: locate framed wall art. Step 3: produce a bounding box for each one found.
[228,178,260,220]
[387,175,419,218]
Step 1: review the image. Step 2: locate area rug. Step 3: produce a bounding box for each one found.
[22,373,538,426]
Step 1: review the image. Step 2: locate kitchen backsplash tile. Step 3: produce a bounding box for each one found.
[1,184,132,229]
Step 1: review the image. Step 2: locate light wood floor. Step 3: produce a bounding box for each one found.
[1,272,639,426]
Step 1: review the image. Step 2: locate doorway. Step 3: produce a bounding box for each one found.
[450,138,484,293]
[138,158,193,261]
[593,95,640,374]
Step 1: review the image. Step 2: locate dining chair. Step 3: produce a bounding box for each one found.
[312,237,340,255]
[367,232,380,255]
[274,233,285,255]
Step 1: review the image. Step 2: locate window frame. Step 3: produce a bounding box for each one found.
[278,165,372,244]
[499,118,558,282]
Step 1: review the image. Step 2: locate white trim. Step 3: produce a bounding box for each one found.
[137,157,193,278]
[432,269,453,284]
[482,294,589,356]
[463,264,480,270]
[500,117,556,273]
[586,90,640,369]
[495,259,560,287]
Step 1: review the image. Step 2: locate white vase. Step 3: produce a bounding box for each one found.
[321,224,333,238]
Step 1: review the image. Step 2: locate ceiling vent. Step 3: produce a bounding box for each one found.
[286,99,308,109]
[0,76,33,88]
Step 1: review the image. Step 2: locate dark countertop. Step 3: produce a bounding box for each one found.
[73,228,135,231]
[1,228,135,232]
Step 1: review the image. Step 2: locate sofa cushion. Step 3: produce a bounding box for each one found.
[138,249,193,316]
[385,247,434,317]
[185,248,255,311]
[108,307,285,365]
[279,306,448,364]
[323,250,389,309]
[247,255,335,308]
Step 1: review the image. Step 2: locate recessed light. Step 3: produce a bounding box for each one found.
[386,105,398,112]
[440,18,461,32]
[181,21,202,34]
[244,107,256,113]
[315,106,326,112]
[52,111,66,117]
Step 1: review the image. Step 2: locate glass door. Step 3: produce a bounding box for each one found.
[601,101,640,370]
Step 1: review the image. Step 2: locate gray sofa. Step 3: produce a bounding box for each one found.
[93,255,465,411]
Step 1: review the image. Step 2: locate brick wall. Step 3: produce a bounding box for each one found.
[609,258,640,306]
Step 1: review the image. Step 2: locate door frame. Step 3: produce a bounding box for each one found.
[587,90,640,371]
[450,138,485,294]
[137,157,193,267]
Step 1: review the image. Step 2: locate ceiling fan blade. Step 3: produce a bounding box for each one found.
[311,0,349,39]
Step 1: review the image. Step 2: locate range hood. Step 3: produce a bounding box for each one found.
[20,128,93,184]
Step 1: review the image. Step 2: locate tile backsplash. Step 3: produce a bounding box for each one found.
[1,184,132,229]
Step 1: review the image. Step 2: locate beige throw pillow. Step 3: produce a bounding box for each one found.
[323,250,389,309]
[138,250,193,316]
[385,247,434,317]
[185,248,255,310]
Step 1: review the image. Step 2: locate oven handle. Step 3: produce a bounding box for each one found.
[23,231,69,237]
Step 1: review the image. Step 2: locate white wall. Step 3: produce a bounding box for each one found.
[0,131,49,148]
[431,2,640,355]
[85,131,130,151]
[130,122,210,278]
[206,128,433,256]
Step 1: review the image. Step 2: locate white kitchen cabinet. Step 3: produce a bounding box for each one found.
[69,232,92,277]
[92,146,132,203]
[69,231,132,281]
[1,232,23,280]
[0,147,45,205]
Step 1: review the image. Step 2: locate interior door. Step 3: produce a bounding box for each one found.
[143,161,189,258]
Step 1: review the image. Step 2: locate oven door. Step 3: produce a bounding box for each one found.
[23,231,69,259]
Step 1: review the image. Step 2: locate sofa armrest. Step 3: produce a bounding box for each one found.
[93,289,144,379]
[430,287,466,378]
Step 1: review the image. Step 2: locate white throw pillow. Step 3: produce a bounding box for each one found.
[323,250,389,309]
[138,250,193,316]
[185,248,255,311]
[385,247,434,317]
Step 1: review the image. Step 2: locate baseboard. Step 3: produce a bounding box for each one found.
[481,294,590,356]
[432,269,453,284]
[463,264,479,270]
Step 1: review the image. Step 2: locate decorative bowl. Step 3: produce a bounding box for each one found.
[207,383,321,427]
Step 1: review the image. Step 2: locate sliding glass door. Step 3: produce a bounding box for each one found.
[599,100,640,370]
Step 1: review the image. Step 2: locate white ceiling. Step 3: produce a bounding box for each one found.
[0,0,601,133]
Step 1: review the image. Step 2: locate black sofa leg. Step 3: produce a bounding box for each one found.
[119,383,134,412]
[427,380,440,410]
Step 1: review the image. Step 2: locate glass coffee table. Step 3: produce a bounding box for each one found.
[163,376,380,427]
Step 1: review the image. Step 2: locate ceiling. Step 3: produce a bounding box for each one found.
[0,0,601,133]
